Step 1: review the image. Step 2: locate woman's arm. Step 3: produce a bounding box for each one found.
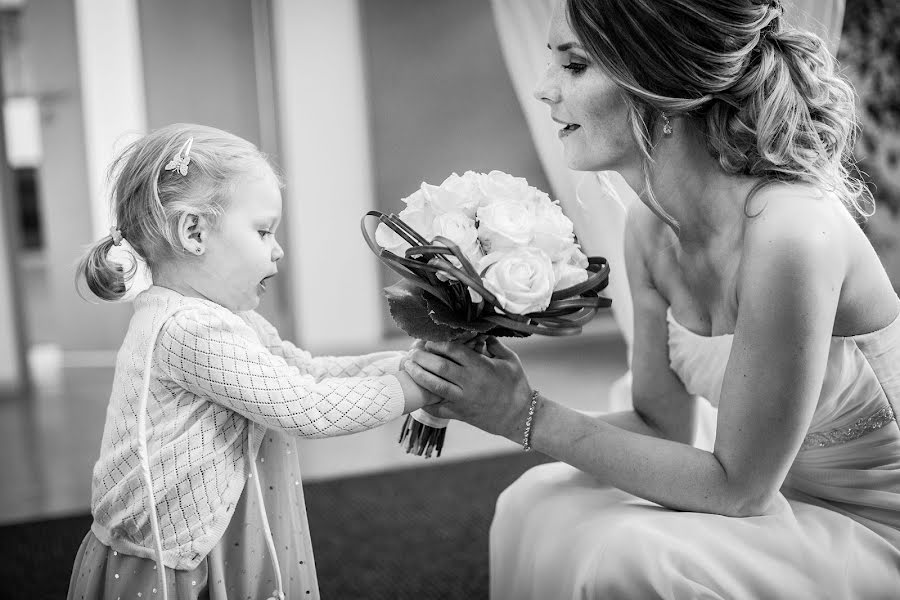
[618,203,700,444]
[407,200,842,516]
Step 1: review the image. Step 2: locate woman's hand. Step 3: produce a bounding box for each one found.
[403,336,534,440]
[394,338,440,414]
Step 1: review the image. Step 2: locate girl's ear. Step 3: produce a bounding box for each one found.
[177,212,209,256]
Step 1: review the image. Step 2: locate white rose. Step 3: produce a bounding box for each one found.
[553,263,589,292]
[553,245,590,291]
[532,201,576,261]
[435,171,486,218]
[375,189,434,254]
[396,200,434,243]
[479,247,555,315]
[430,211,484,281]
[403,187,427,209]
[566,244,590,268]
[476,200,535,253]
[421,180,480,219]
[375,222,411,256]
[478,170,536,206]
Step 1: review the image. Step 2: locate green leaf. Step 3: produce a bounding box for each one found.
[424,293,493,333]
[384,280,469,342]
[424,293,528,339]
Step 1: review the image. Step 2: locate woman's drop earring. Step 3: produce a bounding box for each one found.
[662,114,673,136]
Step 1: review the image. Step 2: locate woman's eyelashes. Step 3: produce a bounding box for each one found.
[258,230,272,238]
[563,61,587,74]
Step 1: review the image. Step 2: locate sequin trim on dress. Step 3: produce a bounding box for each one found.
[800,406,896,451]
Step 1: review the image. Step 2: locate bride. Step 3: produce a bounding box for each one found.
[403,0,900,598]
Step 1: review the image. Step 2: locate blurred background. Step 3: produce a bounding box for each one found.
[0,0,896,597]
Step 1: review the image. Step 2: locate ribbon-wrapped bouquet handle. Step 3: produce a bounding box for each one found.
[361,171,612,457]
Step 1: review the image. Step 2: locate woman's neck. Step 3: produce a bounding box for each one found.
[646,121,758,253]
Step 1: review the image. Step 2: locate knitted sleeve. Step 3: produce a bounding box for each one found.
[238,310,406,379]
[157,307,405,437]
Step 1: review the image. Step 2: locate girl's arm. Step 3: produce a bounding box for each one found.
[238,311,406,379]
[158,308,433,437]
[407,200,842,517]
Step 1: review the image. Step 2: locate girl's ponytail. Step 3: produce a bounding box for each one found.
[76,235,129,301]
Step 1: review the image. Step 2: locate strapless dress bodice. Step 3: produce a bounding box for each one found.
[666,306,900,547]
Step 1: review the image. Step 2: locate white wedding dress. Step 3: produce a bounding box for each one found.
[490,306,900,599]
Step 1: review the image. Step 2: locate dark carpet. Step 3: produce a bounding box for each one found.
[0,451,554,599]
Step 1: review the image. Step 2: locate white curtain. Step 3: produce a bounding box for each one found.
[490,0,848,435]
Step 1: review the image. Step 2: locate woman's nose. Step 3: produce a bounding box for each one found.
[533,66,560,105]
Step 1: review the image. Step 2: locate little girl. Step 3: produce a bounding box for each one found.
[67,123,433,600]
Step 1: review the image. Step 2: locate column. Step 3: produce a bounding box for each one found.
[270,0,383,351]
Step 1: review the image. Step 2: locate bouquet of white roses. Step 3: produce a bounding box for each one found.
[361,170,611,457]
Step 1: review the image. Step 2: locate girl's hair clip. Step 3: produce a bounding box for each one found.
[164,137,194,176]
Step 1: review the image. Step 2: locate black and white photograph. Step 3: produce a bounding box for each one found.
[0,0,898,598]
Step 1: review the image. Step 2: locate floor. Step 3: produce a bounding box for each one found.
[0,318,629,526]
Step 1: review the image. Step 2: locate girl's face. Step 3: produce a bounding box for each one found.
[534,1,640,180]
[198,171,284,311]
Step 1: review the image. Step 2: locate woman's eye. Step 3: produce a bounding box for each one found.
[563,62,587,73]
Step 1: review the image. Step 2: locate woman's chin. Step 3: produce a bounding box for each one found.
[562,145,609,172]
[565,154,610,173]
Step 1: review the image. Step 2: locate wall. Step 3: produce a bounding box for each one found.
[22,0,133,354]
[0,89,25,393]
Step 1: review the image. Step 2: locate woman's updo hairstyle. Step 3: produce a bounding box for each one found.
[77,123,278,301]
[566,0,872,225]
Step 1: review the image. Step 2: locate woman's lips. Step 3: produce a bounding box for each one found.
[559,123,581,138]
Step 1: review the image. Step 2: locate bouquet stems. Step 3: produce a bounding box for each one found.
[399,409,450,458]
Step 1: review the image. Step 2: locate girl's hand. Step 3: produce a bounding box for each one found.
[398,339,427,373]
[403,336,533,440]
[396,370,442,414]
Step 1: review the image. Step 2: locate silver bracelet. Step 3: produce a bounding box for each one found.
[522,390,540,452]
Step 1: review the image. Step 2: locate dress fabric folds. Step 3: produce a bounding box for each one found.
[490,307,900,599]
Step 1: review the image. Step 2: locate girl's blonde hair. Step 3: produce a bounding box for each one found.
[566,0,872,229]
[77,123,277,301]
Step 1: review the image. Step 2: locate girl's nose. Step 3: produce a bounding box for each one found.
[272,239,284,261]
[533,66,561,105]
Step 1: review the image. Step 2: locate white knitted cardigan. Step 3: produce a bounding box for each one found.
[90,286,406,579]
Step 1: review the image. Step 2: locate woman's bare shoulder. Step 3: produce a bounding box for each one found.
[742,184,852,258]
[744,183,899,335]
[745,183,846,229]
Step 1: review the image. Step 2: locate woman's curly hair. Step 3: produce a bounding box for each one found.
[567,0,872,227]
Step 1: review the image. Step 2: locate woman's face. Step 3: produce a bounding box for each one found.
[534,1,640,179]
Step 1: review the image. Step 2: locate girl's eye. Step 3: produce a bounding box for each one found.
[258,230,272,238]
[563,62,587,74]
